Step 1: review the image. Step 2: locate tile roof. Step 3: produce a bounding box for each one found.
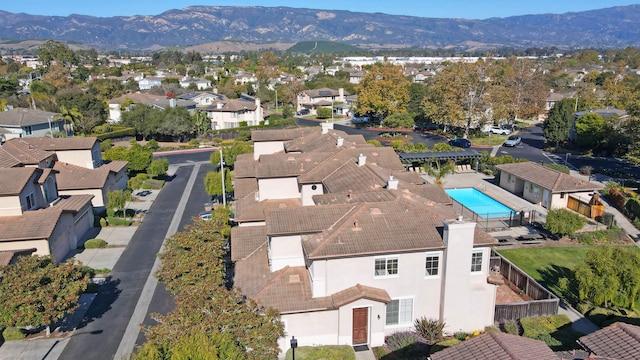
[235,195,301,223]
[53,194,94,212]
[230,225,268,262]
[0,108,60,127]
[53,162,108,189]
[578,322,640,359]
[0,167,38,195]
[266,203,359,236]
[233,178,257,199]
[1,138,57,165]
[255,152,334,178]
[19,137,97,151]
[430,331,560,360]
[0,147,24,168]
[0,208,63,242]
[302,88,345,98]
[495,162,603,193]
[233,153,257,179]
[284,130,368,153]
[300,201,449,259]
[252,127,319,142]
[313,190,398,205]
[200,97,257,112]
[52,161,126,190]
[331,284,391,307]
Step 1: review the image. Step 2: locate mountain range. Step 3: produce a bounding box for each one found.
[0,5,639,51]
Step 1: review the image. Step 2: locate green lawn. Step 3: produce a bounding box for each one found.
[470,134,509,146]
[497,246,640,302]
[285,345,355,360]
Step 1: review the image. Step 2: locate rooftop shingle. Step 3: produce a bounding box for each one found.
[431,331,560,360]
[578,322,640,360]
[495,162,603,193]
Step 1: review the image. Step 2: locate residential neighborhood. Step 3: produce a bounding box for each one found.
[2,6,640,360]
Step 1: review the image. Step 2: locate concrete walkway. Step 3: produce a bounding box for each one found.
[354,348,377,360]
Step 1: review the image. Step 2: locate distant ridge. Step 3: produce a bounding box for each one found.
[0,5,638,51]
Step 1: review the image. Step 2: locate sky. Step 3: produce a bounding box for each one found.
[2,1,639,19]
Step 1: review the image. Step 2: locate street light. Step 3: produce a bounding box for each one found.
[290,336,298,360]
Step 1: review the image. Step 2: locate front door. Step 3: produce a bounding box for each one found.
[542,189,551,208]
[352,307,368,345]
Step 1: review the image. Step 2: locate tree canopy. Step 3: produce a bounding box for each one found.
[356,63,410,121]
[0,256,88,332]
[543,98,575,148]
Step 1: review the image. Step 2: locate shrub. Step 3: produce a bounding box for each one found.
[145,139,159,151]
[84,239,107,249]
[147,158,169,178]
[99,217,107,228]
[382,112,414,129]
[2,327,25,341]
[544,208,587,236]
[128,173,148,190]
[454,331,468,341]
[557,277,570,293]
[414,317,445,345]
[501,320,519,335]
[576,302,593,315]
[624,197,640,220]
[385,331,424,352]
[316,107,332,119]
[544,163,571,174]
[189,139,200,147]
[99,139,112,152]
[574,228,626,244]
[579,165,593,176]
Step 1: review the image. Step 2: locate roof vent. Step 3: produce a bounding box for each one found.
[457,215,464,222]
[288,274,300,283]
[387,175,399,190]
[336,136,344,148]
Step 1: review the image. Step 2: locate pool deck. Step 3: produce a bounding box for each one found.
[420,171,550,238]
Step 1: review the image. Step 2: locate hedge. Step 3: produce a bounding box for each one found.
[93,127,136,141]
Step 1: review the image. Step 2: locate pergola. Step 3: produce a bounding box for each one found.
[398,150,483,172]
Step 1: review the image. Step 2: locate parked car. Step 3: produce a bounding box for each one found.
[295,108,310,116]
[487,126,512,135]
[198,211,212,221]
[351,116,369,124]
[448,138,472,148]
[503,135,522,147]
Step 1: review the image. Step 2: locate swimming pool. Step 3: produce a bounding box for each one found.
[445,188,516,219]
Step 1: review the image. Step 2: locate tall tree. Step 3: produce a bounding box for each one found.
[423,60,493,137]
[543,98,575,148]
[0,256,88,334]
[356,63,410,122]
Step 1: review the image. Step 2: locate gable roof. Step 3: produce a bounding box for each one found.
[19,137,98,151]
[0,108,61,127]
[0,167,39,195]
[302,88,344,98]
[252,127,317,142]
[53,160,127,190]
[1,138,57,166]
[578,322,640,359]
[495,162,603,193]
[0,208,63,242]
[431,331,560,360]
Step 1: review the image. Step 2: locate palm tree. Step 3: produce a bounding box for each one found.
[424,159,455,186]
[60,106,83,136]
[193,110,210,136]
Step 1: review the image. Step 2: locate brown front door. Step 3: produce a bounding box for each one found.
[352,307,368,345]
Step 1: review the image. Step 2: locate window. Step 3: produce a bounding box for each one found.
[471,250,483,273]
[25,193,35,210]
[386,298,413,326]
[425,253,440,277]
[375,257,398,277]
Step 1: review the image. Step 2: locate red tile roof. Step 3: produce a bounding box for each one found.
[53,160,127,190]
[19,137,97,151]
[431,331,560,360]
[1,138,56,165]
[578,322,640,360]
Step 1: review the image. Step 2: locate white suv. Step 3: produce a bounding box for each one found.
[488,126,512,135]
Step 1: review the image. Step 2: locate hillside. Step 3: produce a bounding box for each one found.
[0,5,639,51]
[286,41,363,53]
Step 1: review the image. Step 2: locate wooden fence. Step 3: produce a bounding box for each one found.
[491,252,559,323]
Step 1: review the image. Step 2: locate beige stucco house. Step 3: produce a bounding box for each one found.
[0,136,128,261]
[0,167,94,262]
[0,108,65,139]
[231,124,498,354]
[179,92,264,130]
[296,88,348,116]
[495,162,603,210]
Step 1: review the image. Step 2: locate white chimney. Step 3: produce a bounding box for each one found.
[339,88,344,101]
[321,122,334,134]
[358,154,366,167]
[387,175,399,190]
[336,136,344,147]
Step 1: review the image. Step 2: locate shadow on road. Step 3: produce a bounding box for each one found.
[75,277,122,329]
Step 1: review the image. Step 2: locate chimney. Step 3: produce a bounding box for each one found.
[387,175,399,190]
[169,98,176,108]
[336,136,344,148]
[358,154,366,167]
[321,122,334,134]
[339,87,344,101]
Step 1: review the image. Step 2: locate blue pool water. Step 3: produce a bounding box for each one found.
[445,188,516,219]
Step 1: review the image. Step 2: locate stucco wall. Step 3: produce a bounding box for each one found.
[59,189,105,207]
[0,195,23,216]
[258,178,300,201]
[254,141,284,160]
[279,310,339,354]
[55,146,100,169]
[0,239,50,256]
[301,183,324,206]
[270,235,305,271]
